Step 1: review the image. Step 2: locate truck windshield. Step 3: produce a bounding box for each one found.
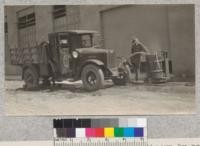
[59,35,69,47]
[81,34,93,48]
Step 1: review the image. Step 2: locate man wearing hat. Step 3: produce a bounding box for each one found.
[130,37,149,81]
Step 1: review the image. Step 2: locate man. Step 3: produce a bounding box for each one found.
[130,37,149,81]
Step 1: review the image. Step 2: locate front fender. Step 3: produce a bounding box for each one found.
[75,59,105,80]
[82,59,104,66]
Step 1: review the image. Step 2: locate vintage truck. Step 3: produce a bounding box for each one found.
[10,30,130,91]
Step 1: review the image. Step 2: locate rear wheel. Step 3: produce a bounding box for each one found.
[81,64,104,91]
[42,77,51,87]
[23,67,39,89]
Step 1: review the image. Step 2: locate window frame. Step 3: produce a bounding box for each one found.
[18,12,36,29]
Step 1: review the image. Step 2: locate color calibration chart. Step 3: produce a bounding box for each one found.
[53,118,147,146]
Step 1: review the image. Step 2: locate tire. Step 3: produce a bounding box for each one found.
[42,77,51,87]
[23,67,39,89]
[81,64,104,91]
[112,75,127,86]
[112,64,131,86]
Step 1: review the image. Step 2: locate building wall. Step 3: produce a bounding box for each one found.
[35,6,53,43]
[79,5,113,31]
[79,5,101,31]
[5,6,22,75]
[100,5,195,77]
[168,5,195,77]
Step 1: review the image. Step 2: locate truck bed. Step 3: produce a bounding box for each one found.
[10,46,41,65]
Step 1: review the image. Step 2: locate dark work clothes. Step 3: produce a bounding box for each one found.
[130,42,149,80]
[131,43,148,66]
[56,128,65,137]
[131,43,148,54]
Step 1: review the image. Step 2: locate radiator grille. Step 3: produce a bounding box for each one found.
[107,50,116,68]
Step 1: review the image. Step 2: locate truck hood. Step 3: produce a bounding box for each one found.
[76,47,112,54]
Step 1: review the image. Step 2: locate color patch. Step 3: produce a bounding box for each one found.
[54,119,63,128]
[137,118,147,127]
[119,118,128,127]
[63,119,73,128]
[86,128,95,137]
[76,128,86,138]
[104,128,114,137]
[63,128,68,137]
[134,128,143,137]
[53,128,57,138]
[124,128,134,137]
[66,128,75,138]
[114,128,123,137]
[81,119,91,128]
[73,119,82,128]
[53,118,147,138]
[128,118,137,127]
[56,128,65,137]
[95,128,104,137]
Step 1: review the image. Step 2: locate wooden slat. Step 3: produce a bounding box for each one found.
[9,46,40,65]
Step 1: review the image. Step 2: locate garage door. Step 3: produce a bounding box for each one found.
[101,5,170,58]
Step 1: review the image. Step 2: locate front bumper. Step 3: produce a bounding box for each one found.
[104,67,119,80]
[108,67,121,77]
[108,63,130,79]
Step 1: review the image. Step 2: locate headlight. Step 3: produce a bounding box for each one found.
[72,51,78,58]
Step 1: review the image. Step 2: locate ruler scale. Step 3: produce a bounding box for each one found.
[53,118,147,146]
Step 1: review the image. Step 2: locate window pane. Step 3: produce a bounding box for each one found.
[81,35,92,48]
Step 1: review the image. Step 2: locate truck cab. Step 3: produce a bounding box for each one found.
[48,30,109,77]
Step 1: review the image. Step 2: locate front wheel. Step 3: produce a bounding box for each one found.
[81,64,104,91]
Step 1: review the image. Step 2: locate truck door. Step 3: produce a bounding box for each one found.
[58,34,71,75]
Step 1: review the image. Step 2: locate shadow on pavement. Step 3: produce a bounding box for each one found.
[13,83,114,93]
